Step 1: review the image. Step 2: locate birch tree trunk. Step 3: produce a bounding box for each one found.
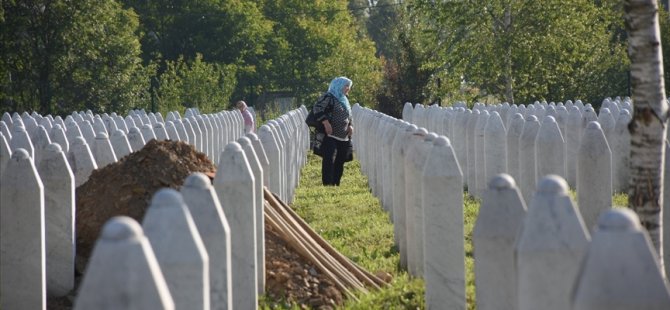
[625,0,668,275]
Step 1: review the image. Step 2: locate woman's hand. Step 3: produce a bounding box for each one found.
[322,120,333,135]
[347,125,353,137]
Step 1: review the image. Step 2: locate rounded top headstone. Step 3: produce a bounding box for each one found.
[224,141,243,152]
[536,175,568,195]
[129,127,141,134]
[489,173,517,190]
[112,129,126,137]
[101,216,143,241]
[45,143,63,153]
[73,136,87,145]
[526,115,539,122]
[237,136,252,147]
[542,115,557,124]
[597,208,641,232]
[183,172,211,189]
[586,121,602,130]
[95,132,109,139]
[151,188,184,207]
[12,148,30,160]
[424,132,438,142]
[246,132,259,141]
[433,136,450,147]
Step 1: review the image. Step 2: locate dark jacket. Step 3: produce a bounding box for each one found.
[312,92,352,140]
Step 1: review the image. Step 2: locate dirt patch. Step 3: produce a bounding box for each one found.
[75,139,216,269]
[48,139,346,309]
[265,223,343,309]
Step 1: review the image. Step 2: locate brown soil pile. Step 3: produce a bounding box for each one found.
[75,139,216,269]
[265,224,343,309]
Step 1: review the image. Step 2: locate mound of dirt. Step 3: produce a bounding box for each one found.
[75,139,216,270]
[265,224,343,309]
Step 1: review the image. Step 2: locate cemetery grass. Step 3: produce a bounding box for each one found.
[258,153,480,309]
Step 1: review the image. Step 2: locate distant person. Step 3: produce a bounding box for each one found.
[312,76,354,186]
[236,100,255,133]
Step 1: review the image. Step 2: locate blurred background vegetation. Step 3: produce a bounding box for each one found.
[1,0,669,118]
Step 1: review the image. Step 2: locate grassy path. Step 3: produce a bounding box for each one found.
[289,154,480,309]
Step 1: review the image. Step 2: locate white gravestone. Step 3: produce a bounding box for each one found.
[38,143,75,297]
[67,136,98,187]
[402,102,414,123]
[577,121,612,230]
[422,136,465,310]
[74,216,174,310]
[143,189,210,310]
[572,208,670,310]
[141,123,157,142]
[0,149,45,309]
[506,113,525,182]
[1,120,11,141]
[10,125,35,159]
[410,131,436,277]
[518,115,541,203]
[404,127,428,276]
[392,122,415,269]
[474,110,491,197]
[238,136,266,294]
[535,116,565,180]
[247,132,270,188]
[455,109,470,186]
[259,125,282,196]
[50,123,69,154]
[65,121,83,149]
[597,107,616,146]
[165,121,181,142]
[153,122,169,141]
[111,129,133,159]
[466,109,480,190]
[473,174,527,310]
[0,132,10,175]
[92,132,117,168]
[32,125,52,165]
[78,120,97,147]
[127,126,146,152]
[182,173,233,310]
[516,175,589,310]
[174,119,189,144]
[565,106,582,187]
[612,109,631,193]
[214,142,258,310]
[484,111,507,184]
[92,116,107,136]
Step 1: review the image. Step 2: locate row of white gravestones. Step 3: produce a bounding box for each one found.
[0,108,248,187]
[475,173,670,310]
[352,103,670,310]
[0,106,310,309]
[401,98,633,196]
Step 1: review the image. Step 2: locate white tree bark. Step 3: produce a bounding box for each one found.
[625,0,668,275]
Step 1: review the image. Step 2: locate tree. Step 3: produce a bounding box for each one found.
[0,0,150,115]
[625,0,668,274]
[258,0,382,108]
[411,0,629,105]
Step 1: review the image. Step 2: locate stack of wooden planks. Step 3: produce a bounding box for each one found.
[263,187,387,300]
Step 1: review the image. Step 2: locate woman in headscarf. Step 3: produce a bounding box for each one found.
[311,76,354,186]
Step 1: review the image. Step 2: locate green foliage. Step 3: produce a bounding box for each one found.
[1,0,150,115]
[285,154,425,309]
[412,0,629,105]
[258,0,383,109]
[154,54,237,115]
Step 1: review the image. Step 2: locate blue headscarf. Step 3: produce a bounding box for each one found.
[327,76,352,114]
